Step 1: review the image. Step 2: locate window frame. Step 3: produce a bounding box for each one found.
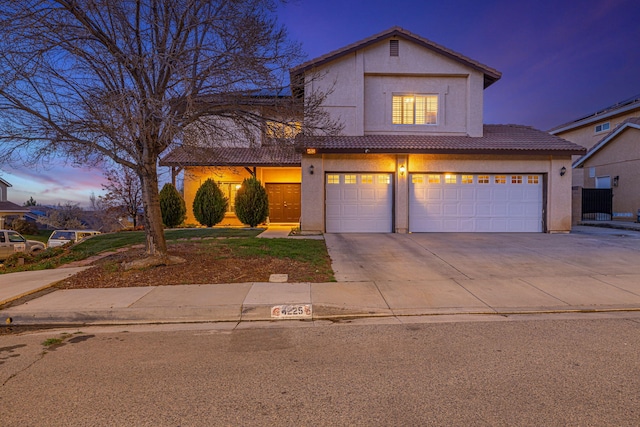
[392,94,438,125]
[594,122,610,134]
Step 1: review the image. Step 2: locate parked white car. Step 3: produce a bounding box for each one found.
[47,230,101,248]
[0,229,46,260]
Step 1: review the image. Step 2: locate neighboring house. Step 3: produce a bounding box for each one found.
[162,27,584,233]
[572,117,640,220]
[0,177,29,229]
[549,94,640,187]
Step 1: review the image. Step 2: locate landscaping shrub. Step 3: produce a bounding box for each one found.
[192,178,228,227]
[11,218,38,235]
[159,183,186,228]
[234,177,269,228]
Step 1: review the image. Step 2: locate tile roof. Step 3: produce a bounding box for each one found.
[573,117,640,168]
[297,125,586,155]
[290,27,502,89]
[549,94,640,134]
[0,201,28,212]
[160,144,301,167]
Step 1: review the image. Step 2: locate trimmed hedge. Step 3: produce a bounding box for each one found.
[193,178,228,227]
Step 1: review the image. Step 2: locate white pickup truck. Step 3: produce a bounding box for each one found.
[0,229,46,260]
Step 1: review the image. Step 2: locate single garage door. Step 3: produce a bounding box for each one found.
[326,173,393,233]
[409,173,543,232]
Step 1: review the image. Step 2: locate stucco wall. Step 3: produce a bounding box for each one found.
[300,153,574,233]
[305,37,485,137]
[581,127,640,218]
[554,108,640,187]
[555,109,640,150]
[183,166,301,225]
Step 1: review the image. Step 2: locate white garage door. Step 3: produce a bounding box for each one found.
[409,173,543,232]
[326,173,393,233]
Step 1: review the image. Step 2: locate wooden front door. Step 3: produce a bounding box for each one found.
[266,183,301,223]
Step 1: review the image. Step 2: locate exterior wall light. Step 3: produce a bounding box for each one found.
[560,166,567,176]
[399,165,406,176]
[613,175,619,187]
[309,165,314,175]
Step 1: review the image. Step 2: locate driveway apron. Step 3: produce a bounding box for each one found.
[323,231,640,313]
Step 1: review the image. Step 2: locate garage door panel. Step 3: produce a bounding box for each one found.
[460,188,475,200]
[343,188,358,200]
[342,205,359,216]
[459,203,475,216]
[326,173,392,233]
[359,188,376,200]
[443,189,458,200]
[477,188,492,200]
[426,189,442,200]
[410,174,542,232]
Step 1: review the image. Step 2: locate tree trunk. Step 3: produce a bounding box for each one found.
[140,160,167,256]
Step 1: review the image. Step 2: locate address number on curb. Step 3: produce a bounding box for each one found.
[271,304,312,319]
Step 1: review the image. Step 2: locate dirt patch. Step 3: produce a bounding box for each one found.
[54,243,333,290]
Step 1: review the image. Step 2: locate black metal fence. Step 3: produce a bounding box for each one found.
[582,188,613,221]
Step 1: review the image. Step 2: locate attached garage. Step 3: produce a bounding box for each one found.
[325,173,393,232]
[409,173,543,232]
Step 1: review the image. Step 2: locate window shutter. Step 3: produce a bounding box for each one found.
[390,39,399,56]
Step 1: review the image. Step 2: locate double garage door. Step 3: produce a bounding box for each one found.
[325,173,543,233]
[409,173,543,232]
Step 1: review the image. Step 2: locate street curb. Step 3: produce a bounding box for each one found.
[6,304,640,326]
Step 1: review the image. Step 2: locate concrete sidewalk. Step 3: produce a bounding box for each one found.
[3,273,640,326]
[3,225,640,326]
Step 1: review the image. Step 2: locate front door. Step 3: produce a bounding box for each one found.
[266,183,301,223]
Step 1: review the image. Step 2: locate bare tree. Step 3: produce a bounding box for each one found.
[0,0,339,262]
[100,166,143,228]
[37,203,85,230]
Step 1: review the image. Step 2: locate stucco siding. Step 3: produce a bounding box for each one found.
[364,75,468,135]
[554,110,640,150]
[304,37,485,137]
[581,128,640,218]
[300,153,574,233]
[183,166,301,226]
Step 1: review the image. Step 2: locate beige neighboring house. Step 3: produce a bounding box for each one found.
[549,95,640,188]
[295,27,583,233]
[572,117,640,220]
[0,177,29,229]
[162,27,585,233]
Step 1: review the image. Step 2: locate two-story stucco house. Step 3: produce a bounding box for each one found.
[162,27,585,233]
[550,95,640,221]
[549,95,640,188]
[294,27,583,233]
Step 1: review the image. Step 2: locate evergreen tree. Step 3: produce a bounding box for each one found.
[193,178,228,227]
[159,183,186,228]
[234,177,269,228]
[23,196,37,207]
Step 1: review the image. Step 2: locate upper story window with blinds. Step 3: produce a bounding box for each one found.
[392,94,438,125]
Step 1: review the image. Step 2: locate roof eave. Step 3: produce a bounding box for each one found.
[573,122,640,168]
[299,148,585,156]
[290,27,501,88]
[550,100,640,134]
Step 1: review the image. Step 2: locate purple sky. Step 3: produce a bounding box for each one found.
[2,0,639,207]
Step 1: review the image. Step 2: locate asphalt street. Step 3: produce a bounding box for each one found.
[2,313,640,426]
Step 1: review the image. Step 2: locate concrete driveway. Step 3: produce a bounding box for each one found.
[323,227,640,314]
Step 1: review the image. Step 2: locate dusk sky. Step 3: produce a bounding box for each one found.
[2,0,639,207]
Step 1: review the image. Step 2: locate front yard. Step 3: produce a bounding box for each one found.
[2,228,335,287]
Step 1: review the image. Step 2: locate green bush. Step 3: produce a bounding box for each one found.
[11,218,38,235]
[159,183,186,228]
[234,177,269,228]
[192,178,228,227]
